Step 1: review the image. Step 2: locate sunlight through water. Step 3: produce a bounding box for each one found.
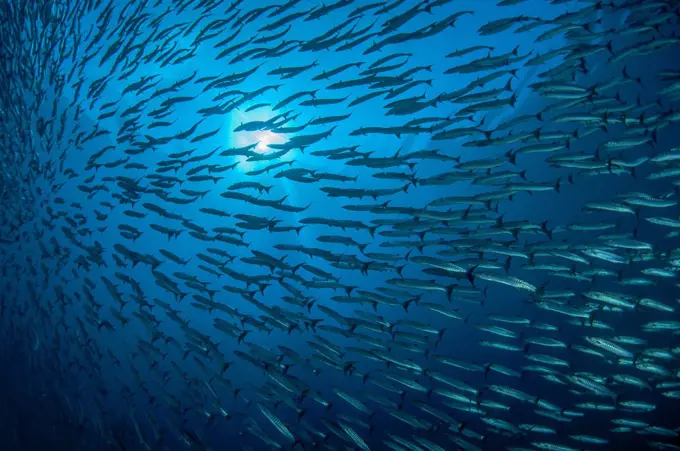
[228,106,294,173]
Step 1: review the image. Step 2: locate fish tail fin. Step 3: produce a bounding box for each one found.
[466,265,477,286]
[437,328,446,345]
[292,263,304,275]
[605,39,614,55]
[425,388,434,400]
[445,284,456,302]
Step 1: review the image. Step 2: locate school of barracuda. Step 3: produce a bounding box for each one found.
[1,0,680,449]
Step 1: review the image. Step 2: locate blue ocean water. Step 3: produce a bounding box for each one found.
[1,0,680,450]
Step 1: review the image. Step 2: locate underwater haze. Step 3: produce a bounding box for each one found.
[2,0,680,450]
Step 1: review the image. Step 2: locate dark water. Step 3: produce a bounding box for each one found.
[1,0,680,450]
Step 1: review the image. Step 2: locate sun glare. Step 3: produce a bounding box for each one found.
[228,107,295,172]
[253,129,286,154]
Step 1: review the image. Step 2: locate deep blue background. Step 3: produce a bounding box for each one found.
[1,0,680,450]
